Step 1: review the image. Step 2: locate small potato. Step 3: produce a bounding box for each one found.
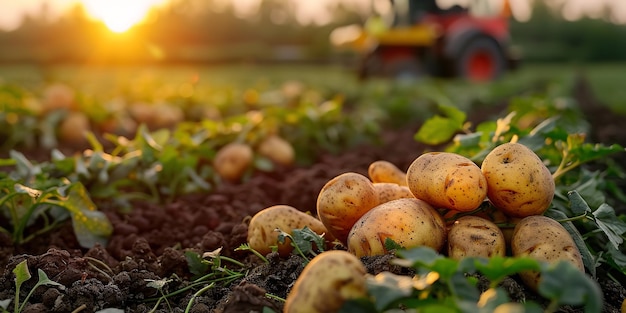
[511,215,584,291]
[247,205,331,256]
[284,250,368,313]
[407,152,487,212]
[368,160,408,186]
[373,182,414,204]
[481,142,555,217]
[317,172,379,245]
[347,198,446,257]
[213,142,254,182]
[447,216,506,260]
[257,135,295,166]
[59,111,90,145]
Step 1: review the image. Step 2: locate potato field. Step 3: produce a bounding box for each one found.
[0,63,625,313]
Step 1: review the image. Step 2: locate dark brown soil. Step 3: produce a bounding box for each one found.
[1,78,625,313]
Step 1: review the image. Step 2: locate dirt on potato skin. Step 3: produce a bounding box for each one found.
[1,79,626,312]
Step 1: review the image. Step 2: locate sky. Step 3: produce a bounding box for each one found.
[0,0,625,32]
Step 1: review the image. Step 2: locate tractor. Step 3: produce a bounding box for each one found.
[331,0,518,82]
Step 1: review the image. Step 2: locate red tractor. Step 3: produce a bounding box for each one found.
[332,0,518,82]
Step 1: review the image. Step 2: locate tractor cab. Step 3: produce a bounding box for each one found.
[349,0,517,82]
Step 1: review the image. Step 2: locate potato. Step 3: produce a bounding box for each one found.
[284,250,368,313]
[447,216,506,260]
[368,160,408,186]
[347,198,446,257]
[42,83,76,113]
[247,205,332,256]
[213,142,254,182]
[317,172,379,245]
[481,142,555,217]
[257,135,295,166]
[58,111,90,145]
[373,182,414,204]
[406,152,487,212]
[511,215,584,291]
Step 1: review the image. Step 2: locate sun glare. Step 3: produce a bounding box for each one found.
[82,0,165,33]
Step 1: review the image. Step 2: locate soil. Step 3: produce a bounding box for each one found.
[1,76,625,313]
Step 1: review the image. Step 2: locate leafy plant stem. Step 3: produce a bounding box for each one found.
[554,213,588,224]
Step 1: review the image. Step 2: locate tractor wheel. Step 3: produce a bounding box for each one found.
[456,37,505,82]
[383,57,423,82]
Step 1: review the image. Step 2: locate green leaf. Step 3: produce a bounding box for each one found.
[52,183,113,248]
[394,246,444,268]
[592,203,626,250]
[538,261,603,313]
[439,104,466,125]
[384,237,404,251]
[291,226,326,254]
[473,257,540,284]
[35,268,63,288]
[185,251,209,277]
[13,259,31,291]
[414,116,463,145]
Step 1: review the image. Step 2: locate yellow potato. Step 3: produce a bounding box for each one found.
[247,205,332,257]
[284,250,368,313]
[213,142,254,182]
[347,198,446,257]
[368,160,408,186]
[317,172,379,245]
[257,135,295,166]
[447,216,506,260]
[511,215,584,291]
[373,182,414,204]
[406,152,487,212]
[481,142,555,217]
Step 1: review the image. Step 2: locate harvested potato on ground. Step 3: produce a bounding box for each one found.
[284,250,368,313]
[481,142,555,217]
[247,205,332,256]
[511,215,584,291]
[406,152,487,212]
[257,135,295,166]
[213,142,254,182]
[317,172,379,245]
[447,216,506,260]
[59,111,90,145]
[368,160,408,186]
[347,198,446,257]
[373,182,414,204]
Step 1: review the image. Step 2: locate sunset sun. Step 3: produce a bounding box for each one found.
[83,0,165,33]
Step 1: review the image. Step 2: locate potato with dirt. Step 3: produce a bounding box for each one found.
[317,172,379,245]
[447,215,506,260]
[368,160,408,186]
[284,250,368,313]
[347,198,446,257]
[481,142,555,217]
[511,215,584,291]
[247,205,332,256]
[213,142,254,182]
[406,152,487,212]
[373,182,414,204]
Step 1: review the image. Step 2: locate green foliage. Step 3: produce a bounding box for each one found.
[0,175,112,248]
[0,260,64,313]
[276,226,327,262]
[342,246,602,313]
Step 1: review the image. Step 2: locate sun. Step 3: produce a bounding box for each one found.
[82,0,165,33]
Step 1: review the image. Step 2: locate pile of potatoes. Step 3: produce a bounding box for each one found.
[246,142,586,311]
